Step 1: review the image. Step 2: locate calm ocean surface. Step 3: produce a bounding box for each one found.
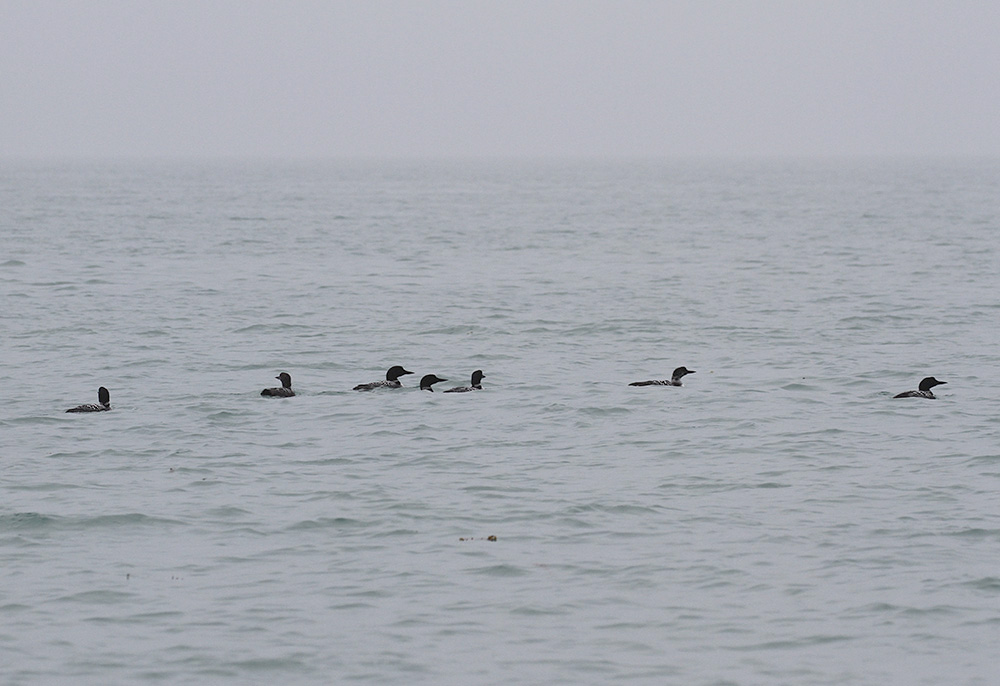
[2,158,999,685]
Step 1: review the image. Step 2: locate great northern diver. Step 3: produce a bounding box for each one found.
[261,372,295,397]
[66,386,111,413]
[443,370,485,393]
[894,376,946,399]
[629,366,695,387]
[353,365,413,391]
[420,374,447,392]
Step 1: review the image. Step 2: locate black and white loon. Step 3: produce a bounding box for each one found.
[894,376,946,399]
[66,386,111,413]
[629,366,695,387]
[353,365,413,391]
[420,374,447,392]
[261,372,295,397]
[443,370,485,393]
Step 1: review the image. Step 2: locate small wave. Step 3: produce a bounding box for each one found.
[577,406,631,417]
[900,605,959,616]
[963,577,1000,592]
[469,564,527,577]
[0,603,31,612]
[6,481,82,493]
[951,528,1000,540]
[286,517,364,531]
[564,322,635,336]
[121,357,170,367]
[1,259,26,267]
[4,416,64,426]
[3,512,185,531]
[964,454,1000,465]
[781,382,821,392]
[732,634,852,651]
[181,286,222,296]
[56,590,133,605]
[206,410,244,421]
[375,528,420,537]
[850,602,901,614]
[232,323,315,333]
[298,456,357,467]
[0,512,60,529]
[565,502,660,516]
[204,506,253,517]
[76,513,186,529]
[837,314,910,326]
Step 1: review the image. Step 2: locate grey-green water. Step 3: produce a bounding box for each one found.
[2,159,999,685]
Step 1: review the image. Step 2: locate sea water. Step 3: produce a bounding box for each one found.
[1,158,999,685]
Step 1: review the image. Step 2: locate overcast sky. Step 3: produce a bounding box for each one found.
[2,0,998,158]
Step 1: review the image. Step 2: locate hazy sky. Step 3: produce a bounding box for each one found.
[2,0,998,158]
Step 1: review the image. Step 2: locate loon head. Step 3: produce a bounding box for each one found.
[918,376,946,392]
[672,366,695,380]
[420,374,447,391]
[470,370,485,386]
[276,372,292,389]
[386,365,413,381]
[98,386,110,405]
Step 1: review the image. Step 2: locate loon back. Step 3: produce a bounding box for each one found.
[354,365,413,391]
[893,389,936,399]
[629,366,695,387]
[67,386,111,413]
[893,376,945,399]
[261,372,295,397]
[444,370,485,393]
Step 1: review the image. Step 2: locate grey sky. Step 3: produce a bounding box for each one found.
[2,0,998,158]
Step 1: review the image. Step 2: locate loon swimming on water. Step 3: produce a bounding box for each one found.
[66,386,111,413]
[443,370,485,393]
[420,374,447,392]
[353,365,413,391]
[894,376,946,399]
[261,372,295,397]
[629,367,695,387]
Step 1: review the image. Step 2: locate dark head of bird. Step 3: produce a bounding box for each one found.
[387,366,413,381]
[98,386,110,405]
[918,376,946,392]
[673,367,695,378]
[420,374,447,391]
[276,372,292,389]
[470,370,485,386]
